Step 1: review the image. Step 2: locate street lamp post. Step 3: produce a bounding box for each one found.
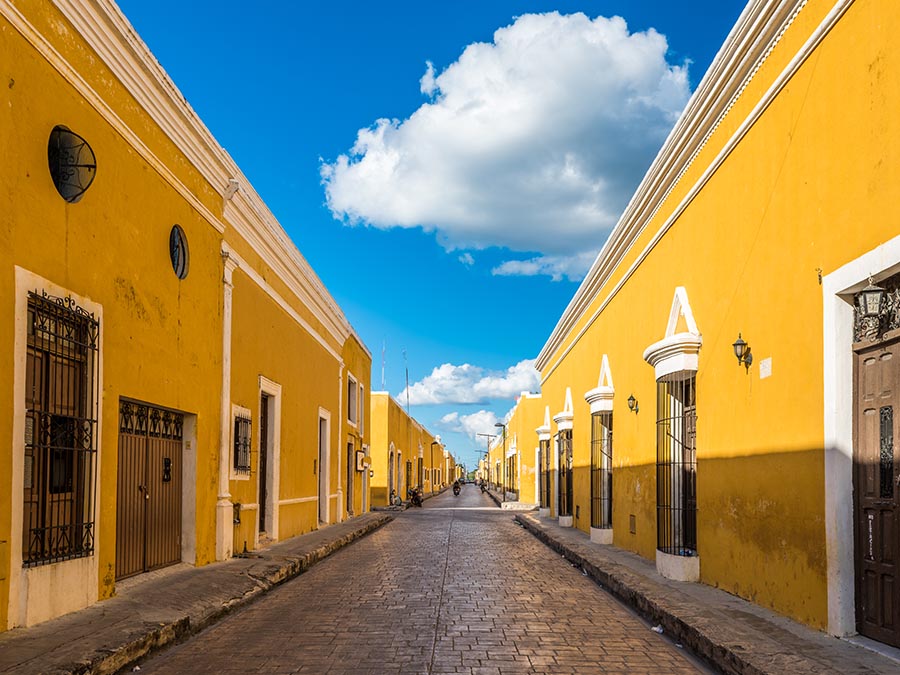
[495,422,507,503]
[476,433,496,491]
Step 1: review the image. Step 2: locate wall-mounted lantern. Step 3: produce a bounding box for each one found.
[48,125,96,203]
[627,394,639,414]
[732,333,753,369]
[857,277,886,318]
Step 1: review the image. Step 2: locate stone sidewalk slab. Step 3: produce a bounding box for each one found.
[516,512,900,675]
[0,512,392,675]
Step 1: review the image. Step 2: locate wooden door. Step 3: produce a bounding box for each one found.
[855,338,900,646]
[116,402,183,580]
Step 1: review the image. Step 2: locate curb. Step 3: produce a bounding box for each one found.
[515,513,753,675]
[83,514,393,675]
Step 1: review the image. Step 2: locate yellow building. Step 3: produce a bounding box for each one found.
[1,0,370,630]
[369,392,452,506]
[529,0,900,646]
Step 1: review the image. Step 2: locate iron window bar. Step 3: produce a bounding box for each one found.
[591,411,613,529]
[233,414,252,474]
[24,290,99,566]
[656,375,697,557]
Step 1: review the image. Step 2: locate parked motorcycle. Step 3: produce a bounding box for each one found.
[407,486,424,507]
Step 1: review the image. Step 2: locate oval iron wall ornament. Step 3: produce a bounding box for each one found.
[48,125,96,203]
[169,225,189,279]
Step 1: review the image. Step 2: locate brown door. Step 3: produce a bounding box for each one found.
[259,395,269,534]
[116,401,183,580]
[855,338,900,646]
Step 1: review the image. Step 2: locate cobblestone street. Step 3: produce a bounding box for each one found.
[138,488,709,674]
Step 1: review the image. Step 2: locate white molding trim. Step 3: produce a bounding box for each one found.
[9,268,104,628]
[822,232,900,637]
[337,364,345,522]
[317,407,331,524]
[258,375,282,541]
[585,354,615,413]
[538,0,855,380]
[279,496,318,506]
[656,550,700,583]
[229,404,252,482]
[216,249,238,560]
[591,527,614,545]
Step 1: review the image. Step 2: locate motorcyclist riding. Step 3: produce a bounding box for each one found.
[452,480,461,496]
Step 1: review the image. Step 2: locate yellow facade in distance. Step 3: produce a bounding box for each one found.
[532,0,900,635]
[369,392,454,507]
[0,0,370,630]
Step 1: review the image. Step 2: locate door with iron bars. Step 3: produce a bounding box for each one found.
[854,338,900,646]
[116,401,183,580]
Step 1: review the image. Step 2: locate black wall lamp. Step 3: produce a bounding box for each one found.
[627,394,639,414]
[732,333,753,369]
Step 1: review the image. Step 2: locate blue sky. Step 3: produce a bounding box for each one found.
[118,0,745,471]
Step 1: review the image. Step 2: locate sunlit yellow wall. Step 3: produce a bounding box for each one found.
[0,2,224,627]
[1,0,372,630]
[343,337,373,516]
[369,393,441,506]
[228,271,342,548]
[504,394,544,504]
[539,0,900,630]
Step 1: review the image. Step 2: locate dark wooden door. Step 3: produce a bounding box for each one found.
[116,402,183,580]
[259,395,268,534]
[855,338,900,646]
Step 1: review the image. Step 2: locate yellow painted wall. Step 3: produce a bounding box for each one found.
[0,3,225,625]
[1,0,372,630]
[538,0,900,629]
[369,393,446,506]
[504,394,544,505]
[343,336,373,517]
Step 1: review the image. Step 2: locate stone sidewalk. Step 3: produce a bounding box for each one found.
[516,512,900,675]
[0,512,392,675]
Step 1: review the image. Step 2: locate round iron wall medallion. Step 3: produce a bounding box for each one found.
[169,225,189,279]
[48,125,96,203]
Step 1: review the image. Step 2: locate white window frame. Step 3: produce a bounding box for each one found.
[347,373,358,427]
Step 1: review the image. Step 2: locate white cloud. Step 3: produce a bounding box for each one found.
[439,410,500,440]
[321,12,689,279]
[492,250,600,282]
[458,252,475,266]
[398,359,540,405]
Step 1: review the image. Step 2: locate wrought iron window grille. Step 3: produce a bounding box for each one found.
[558,430,574,517]
[591,411,613,529]
[24,290,99,566]
[233,415,252,474]
[656,374,697,557]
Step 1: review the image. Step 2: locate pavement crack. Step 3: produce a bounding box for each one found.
[427,508,455,675]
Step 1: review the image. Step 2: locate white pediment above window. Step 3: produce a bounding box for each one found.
[643,287,703,380]
[535,406,551,440]
[584,354,614,413]
[553,388,574,431]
